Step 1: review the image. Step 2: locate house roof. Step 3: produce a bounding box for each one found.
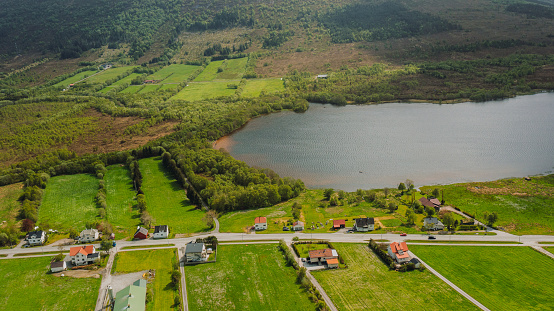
[87,253,100,259]
[424,217,444,226]
[309,248,336,259]
[80,228,98,237]
[333,219,345,228]
[389,242,410,259]
[134,227,149,236]
[255,217,267,224]
[51,261,65,268]
[430,198,441,206]
[355,218,374,227]
[293,221,304,226]
[70,245,95,256]
[185,243,205,254]
[28,231,44,238]
[409,258,421,264]
[418,197,436,208]
[113,279,147,311]
[154,225,168,233]
[326,258,339,265]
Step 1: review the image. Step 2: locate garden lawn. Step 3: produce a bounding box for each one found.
[410,245,554,310]
[420,175,554,235]
[171,81,238,101]
[114,249,178,311]
[0,182,23,224]
[120,85,143,94]
[53,70,98,87]
[193,58,247,81]
[105,165,140,238]
[294,243,329,258]
[84,66,137,84]
[185,244,315,310]
[312,243,478,311]
[139,157,208,234]
[0,256,100,310]
[39,174,99,229]
[242,78,285,97]
[146,64,200,83]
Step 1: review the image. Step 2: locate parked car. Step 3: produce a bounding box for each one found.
[428,236,436,240]
[282,226,290,231]
[400,233,407,236]
[346,230,354,233]
[301,258,306,262]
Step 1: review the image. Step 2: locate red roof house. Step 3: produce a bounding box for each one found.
[387,242,411,264]
[134,227,149,240]
[332,219,346,230]
[254,217,267,230]
[308,248,339,265]
[69,245,99,266]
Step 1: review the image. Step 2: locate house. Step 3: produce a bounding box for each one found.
[429,198,441,207]
[134,227,149,240]
[27,230,46,246]
[292,221,304,231]
[111,279,147,311]
[409,258,421,269]
[419,197,441,213]
[387,242,411,264]
[308,248,339,265]
[254,217,267,231]
[50,261,66,273]
[353,218,375,232]
[69,245,100,266]
[153,225,169,239]
[332,219,346,230]
[423,217,445,230]
[79,228,99,243]
[184,242,207,262]
[326,258,339,269]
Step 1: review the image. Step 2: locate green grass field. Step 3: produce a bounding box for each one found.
[114,249,178,311]
[121,85,143,94]
[111,73,142,86]
[294,243,329,258]
[312,243,479,311]
[139,157,209,234]
[159,84,179,91]
[53,70,98,87]
[0,183,22,224]
[138,84,161,93]
[545,247,554,254]
[39,174,99,229]
[84,66,137,84]
[0,256,100,310]
[421,175,554,235]
[241,78,285,97]
[185,244,315,310]
[410,245,554,310]
[194,58,247,81]
[98,86,115,94]
[146,64,200,83]
[171,81,238,101]
[105,165,140,238]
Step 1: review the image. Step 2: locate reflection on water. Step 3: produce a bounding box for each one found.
[220,93,554,191]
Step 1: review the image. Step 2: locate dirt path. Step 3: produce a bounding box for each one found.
[177,247,189,311]
[532,246,554,260]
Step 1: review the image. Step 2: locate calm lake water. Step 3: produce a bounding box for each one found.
[216,93,554,191]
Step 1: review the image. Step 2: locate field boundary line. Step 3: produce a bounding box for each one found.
[409,251,490,311]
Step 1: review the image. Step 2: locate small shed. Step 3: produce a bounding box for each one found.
[409,258,421,269]
[134,227,149,240]
[50,261,66,273]
[332,219,346,230]
[326,258,339,269]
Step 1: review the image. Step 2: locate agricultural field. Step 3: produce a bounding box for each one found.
[241,78,285,97]
[53,70,98,87]
[83,66,137,84]
[97,87,115,94]
[138,85,161,93]
[420,175,554,235]
[171,81,238,101]
[410,245,554,310]
[194,58,247,81]
[159,84,179,91]
[105,165,140,238]
[38,174,99,230]
[139,157,209,234]
[185,244,315,310]
[312,243,479,311]
[113,249,178,311]
[146,64,200,83]
[110,73,142,86]
[0,256,100,310]
[120,85,143,94]
[0,183,23,224]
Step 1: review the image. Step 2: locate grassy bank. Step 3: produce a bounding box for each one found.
[105,165,139,238]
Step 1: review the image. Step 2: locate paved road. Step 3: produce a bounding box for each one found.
[94,249,116,311]
[409,251,491,311]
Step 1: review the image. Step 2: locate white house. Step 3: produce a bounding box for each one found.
[79,228,99,243]
[353,218,375,232]
[27,230,46,246]
[254,217,267,231]
[153,225,169,239]
[308,248,339,265]
[70,245,100,266]
[292,221,304,231]
[387,242,411,264]
[184,243,207,262]
[50,261,67,273]
[423,217,445,230]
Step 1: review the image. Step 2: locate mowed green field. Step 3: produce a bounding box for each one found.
[105,165,140,238]
[421,175,554,235]
[146,64,200,83]
[545,247,554,254]
[194,58,247,81]
[159,84,179,91]
[312,243,478,311]
[53,70,98,87]
[121,85,143,94]
[39,174,99,229]
[0,256,100,310]
[111,73,142,86]
[171,81,238,101]
[185,244,315,310]
[84,66,137,84]
[138,84,160,93]
[0,182,23,224]
[241,78,285,97]
[410,245,554,310]
[114,249,178,311]
[139,157,208,234]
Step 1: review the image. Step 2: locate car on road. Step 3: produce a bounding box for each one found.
[400,233,407,236]
[428,235,436,240]
[346,230,354,233]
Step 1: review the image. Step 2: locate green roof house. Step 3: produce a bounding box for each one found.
[113,279,147,311]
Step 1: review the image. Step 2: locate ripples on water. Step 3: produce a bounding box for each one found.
[221,93,554,191]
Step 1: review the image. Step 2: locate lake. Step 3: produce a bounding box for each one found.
[215,93,554,191]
